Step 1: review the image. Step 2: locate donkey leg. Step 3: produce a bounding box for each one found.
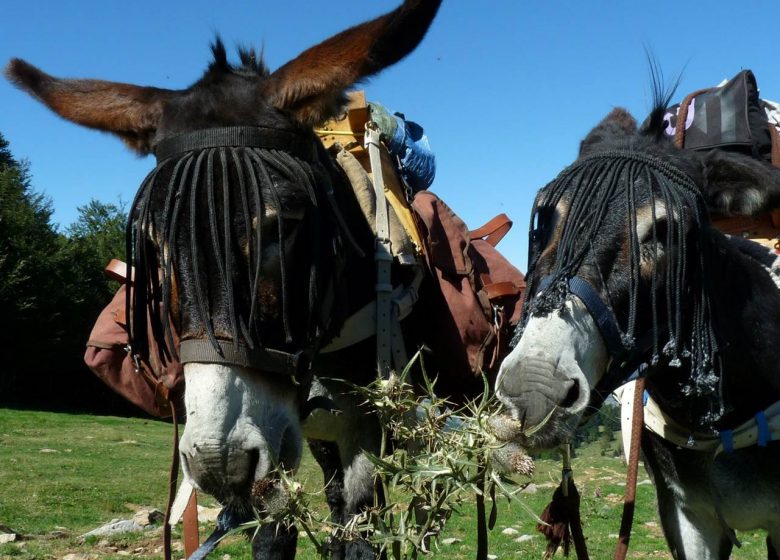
[336,409,384,560]
[303,378,383,560]
[308,439,347,560]
[251,523,299,560]
[768,534,779,560]
[310,437,381,560]
[641,431,732,560]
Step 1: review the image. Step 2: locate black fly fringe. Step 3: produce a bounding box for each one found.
[127,144,339,368]
[524,150,724,426]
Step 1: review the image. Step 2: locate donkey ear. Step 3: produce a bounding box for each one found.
[579,108,637,156]
[5,58,176,155]
[264,0,441,127]
[701,150,780,216]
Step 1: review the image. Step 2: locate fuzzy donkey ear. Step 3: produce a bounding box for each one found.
[579,108,638,156]
[263,0,441,127]
[5,58,177,155]
[701,150,780,216]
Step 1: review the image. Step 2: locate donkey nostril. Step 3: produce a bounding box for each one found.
[247,448,260,483]
[560,380,580,409]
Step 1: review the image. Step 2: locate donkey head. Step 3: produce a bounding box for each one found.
[495,98,780,450]
[6,0,442,508]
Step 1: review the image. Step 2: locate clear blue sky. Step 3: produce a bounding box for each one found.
[2,1,779,269]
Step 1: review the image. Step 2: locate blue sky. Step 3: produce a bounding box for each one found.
[2,1,780,269]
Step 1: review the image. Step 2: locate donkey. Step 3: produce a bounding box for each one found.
[493,89,780,558]
[6,1,445,557]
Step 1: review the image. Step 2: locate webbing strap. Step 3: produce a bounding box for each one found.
[179,339,302,377]
[153,126,317,162]
[720,429,735,454]
[366,123,394,377]
[756,411,771,447]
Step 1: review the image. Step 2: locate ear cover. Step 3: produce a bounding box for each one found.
[5,58,175,155]
[702,149,780,216]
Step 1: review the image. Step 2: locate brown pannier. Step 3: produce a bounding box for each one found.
[84,260,183,418]
[412,191,525,384]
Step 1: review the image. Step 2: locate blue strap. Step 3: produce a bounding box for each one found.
[566,276,625,356]
[188,507,248,560]
[642,390,649,406]
[755,411,771,447]
[720,430,735,453]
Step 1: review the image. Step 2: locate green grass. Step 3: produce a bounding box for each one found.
[0,409,770,559]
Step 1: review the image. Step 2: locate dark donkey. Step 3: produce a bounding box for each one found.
[493,86,780,558]
[6,0,444,557]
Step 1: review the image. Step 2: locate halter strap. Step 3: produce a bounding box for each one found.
[537,274,657,414]
[153,126,318,162]
[538,275,624,356]
[179,339,307,379]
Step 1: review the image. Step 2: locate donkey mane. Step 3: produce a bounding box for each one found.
[199,39,271,85]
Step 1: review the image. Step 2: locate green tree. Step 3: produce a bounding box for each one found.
[0,132,66,400]
[0,132,133,413]
[61,198,126,309]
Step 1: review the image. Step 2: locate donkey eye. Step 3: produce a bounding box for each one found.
[638,216,669,245]
[651,218,669,243]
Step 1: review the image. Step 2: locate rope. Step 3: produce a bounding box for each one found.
[673,88,712,149]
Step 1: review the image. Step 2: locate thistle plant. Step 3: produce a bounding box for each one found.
[244,352,538,560]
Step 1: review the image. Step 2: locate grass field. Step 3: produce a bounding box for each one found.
[0,408,770,559]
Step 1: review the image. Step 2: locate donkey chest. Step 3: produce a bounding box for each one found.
[710,446,780,531]
[657,440,780,532]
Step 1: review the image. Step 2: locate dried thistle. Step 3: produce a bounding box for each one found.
[238,351,539,559]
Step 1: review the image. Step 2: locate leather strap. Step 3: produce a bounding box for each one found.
[105,258,133,284]
[166,477,200,558]
[613,376,645,560]
[182,490,199,558]
[163,399,181,560]
[768,122,780,168]
[469,214,512,247]
[482,281,522,300]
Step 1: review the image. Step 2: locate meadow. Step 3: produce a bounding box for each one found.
[0,408,769,559]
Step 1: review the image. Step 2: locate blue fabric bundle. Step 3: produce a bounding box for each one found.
[368,102,436,191]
